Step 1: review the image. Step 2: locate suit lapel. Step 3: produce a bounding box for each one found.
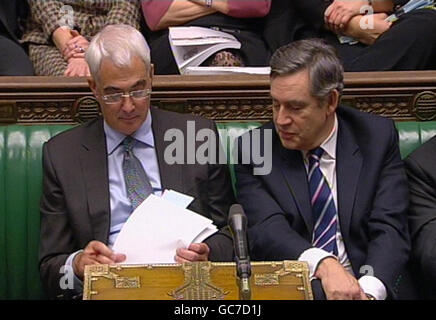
[79,118,111,243]
[151,108,184,192]
[0,2,17,41]
[277,139,314,233]
[336,116,362,244]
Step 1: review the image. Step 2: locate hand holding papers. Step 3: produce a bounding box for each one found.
[112,193,218,264]
[169,26,241,74]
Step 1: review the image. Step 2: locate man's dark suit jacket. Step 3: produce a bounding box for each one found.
[0,0,33,75]
[405,136,436,299]
[235,106,410,298]
[0,0,28,41]
[39,107,235,299]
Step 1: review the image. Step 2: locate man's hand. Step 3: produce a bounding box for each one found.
[345,13,392,45]
[73,241,126,280]
[315,257,365,300]
[62,30,90,61]
[175,243,210,263]
[325,0,370,33]
[64,57,91,77]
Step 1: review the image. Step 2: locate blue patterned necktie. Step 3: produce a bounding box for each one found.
[122,136,153,210]
[308,147,338,256]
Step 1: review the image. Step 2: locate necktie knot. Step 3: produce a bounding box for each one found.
[308,147,324,168]
[123,136,135,152]
[309,146,324,159]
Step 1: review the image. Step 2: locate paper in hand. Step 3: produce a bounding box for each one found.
[112,194,217,264]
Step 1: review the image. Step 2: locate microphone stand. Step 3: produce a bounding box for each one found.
[238,277,251,300]
[236,257,251,300]
[228,204,252,300]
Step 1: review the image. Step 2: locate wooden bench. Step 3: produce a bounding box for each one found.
[0,71,435,124]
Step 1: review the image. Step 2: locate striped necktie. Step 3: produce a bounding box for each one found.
[122,136,153,211]
[308,147,338,256]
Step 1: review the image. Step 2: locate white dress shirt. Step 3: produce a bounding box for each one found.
[298,114,387,300]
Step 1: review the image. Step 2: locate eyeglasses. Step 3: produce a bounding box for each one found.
[102,89,152,104]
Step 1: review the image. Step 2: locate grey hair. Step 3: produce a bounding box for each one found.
[270,39,344,102]
[85,24,151,81]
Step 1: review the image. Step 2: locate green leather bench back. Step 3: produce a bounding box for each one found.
[396,122,436,159]
[1,121,435,299]
[0,126,70,300]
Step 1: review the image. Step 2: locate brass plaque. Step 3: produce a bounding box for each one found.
[0,101,17,123]
[83,261,313,300]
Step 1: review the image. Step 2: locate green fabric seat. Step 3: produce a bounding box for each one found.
[1,121,436,299]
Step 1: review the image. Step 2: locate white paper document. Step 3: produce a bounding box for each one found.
[184,66,271,75]
[112,194,218,264]
[169,26,241,74]
[161,189,194,208]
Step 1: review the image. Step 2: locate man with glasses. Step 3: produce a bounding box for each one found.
[39,24,235,299]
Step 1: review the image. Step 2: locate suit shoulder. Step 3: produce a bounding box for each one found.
[151,106,215,129]
[238,121,274,138]
[338,106,395,141]
[338,105,393,128]
[45,118,101,148]
[406,135,436,166]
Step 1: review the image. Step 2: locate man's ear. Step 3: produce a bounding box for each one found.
[326,89,339,114]
[88,77,98,97]
[149,63,154,86]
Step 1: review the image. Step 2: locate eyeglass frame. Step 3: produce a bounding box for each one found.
[101,88,152,105]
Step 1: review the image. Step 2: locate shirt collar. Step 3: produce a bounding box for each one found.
[104,109,154,155]
[320,113,338,160]
[303,113,338,160]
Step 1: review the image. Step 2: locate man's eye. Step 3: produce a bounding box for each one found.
[106,92,122,96]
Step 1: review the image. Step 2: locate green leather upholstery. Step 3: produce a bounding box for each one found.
[216,122,262,194]
[0,125,72,300]
[1,121,435,299]
[395,122,436,159]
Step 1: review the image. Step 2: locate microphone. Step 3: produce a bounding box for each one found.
[228,204,251,300]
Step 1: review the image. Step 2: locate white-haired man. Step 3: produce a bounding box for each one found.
[39,24,235,299]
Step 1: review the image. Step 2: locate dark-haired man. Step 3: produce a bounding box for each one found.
[235,39,410,300]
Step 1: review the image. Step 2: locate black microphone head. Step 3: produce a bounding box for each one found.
[228,204,251,276]
[228,203,245,220]
[228,204,247,231]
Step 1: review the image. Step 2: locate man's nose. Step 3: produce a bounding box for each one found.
[275,105,292,126]
[121,95,135,113]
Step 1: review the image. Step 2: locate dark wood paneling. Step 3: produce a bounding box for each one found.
[0,71,435,124]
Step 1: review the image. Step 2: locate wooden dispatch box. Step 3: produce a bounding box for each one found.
[83,260,313,300]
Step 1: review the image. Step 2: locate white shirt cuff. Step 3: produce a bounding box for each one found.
[298,247,336,278]
[65,250,84,294]
[358,275,387,300]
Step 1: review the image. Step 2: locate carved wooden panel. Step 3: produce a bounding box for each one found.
[0,71,435,124]
[17,101,73,123]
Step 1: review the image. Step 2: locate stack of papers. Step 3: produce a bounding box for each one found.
[112,192,217,264]
[184,66,271,75]
[169,26,241,74]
